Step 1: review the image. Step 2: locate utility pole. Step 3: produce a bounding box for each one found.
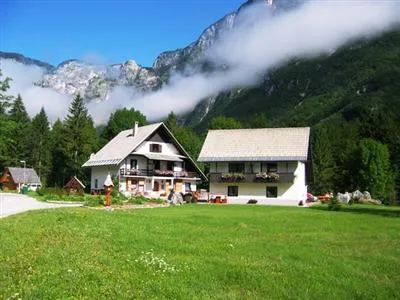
[20,160,26,191]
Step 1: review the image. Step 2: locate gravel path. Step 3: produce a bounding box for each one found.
[0,193,82,219]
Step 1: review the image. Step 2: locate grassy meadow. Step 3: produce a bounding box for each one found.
[1,205,399,299]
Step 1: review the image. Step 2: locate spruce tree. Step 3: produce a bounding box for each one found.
[29,108,51,185]
[9,94,30,123]
[49,119,66,187]
[209,116,242,130]
[312,127,335,194]
[100,107,147,145]
[165,111,178,133]
[0,70,14,115]
[0,72,16,170]
[9,95,31,164]
[354,139,393,201]
[63,94,98,181]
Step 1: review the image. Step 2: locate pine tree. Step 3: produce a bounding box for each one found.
[165,111,178,133]
[48,119,66,187]
[29,108,51,185]
[248,113,269,128]
[63,94,98,181]
[9,95,30,123]
[209,116,242,130]
[312,127,335,194]
[354,139,393,201]
[100,107,147,145]
[0,70,14,115]
[9,95,31,164]
[0,72,16,170]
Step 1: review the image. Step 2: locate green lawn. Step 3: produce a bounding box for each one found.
[1,205,399,299]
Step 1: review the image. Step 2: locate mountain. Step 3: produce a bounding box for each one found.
[0,0,301,101]
[187,30,400,131]
[38,59,161,99]
[0,51,54,73]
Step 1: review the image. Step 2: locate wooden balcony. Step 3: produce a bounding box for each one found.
[120,169,198,178]
[209,172,295,184]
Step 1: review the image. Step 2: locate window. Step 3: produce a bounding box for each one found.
[266,186,278,198]
[228,163,245,173]
[153,160,160,170]
[185,183,191,192]
[228,186,239,197]
[95,179,98,189]
[261,162,278,173]
[130,159,137,169]
[167,161,174,171]
[150,143,162,153]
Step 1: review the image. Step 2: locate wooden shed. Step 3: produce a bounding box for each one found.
[65,176,85,194]
[0,167,41,191]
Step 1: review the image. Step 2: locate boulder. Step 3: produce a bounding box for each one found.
[337,192,351,204]
[364,191,372,200]
[352,190,364,201]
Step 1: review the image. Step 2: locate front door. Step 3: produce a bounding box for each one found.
[154,181,160,192]
[174,180,183,193]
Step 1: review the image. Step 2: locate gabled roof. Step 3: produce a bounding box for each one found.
[198,127,311,162]
[7,167,41,184]
[82,123,162,167]
[82,122,207,181]
[65,176,85,189]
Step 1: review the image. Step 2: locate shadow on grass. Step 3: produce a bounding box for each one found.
[310,205,400,218]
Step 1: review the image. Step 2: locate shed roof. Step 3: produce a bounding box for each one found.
[7,167,41,184]
[198,127,311,162]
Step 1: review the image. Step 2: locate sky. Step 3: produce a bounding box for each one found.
[1,0,244,67]
[1,0,399,124]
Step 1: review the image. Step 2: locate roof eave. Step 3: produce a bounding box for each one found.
[198,156,308,162]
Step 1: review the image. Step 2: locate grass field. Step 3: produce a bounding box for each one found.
[1,205,399,299]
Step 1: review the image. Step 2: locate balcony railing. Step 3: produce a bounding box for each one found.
[120,168,198,178]
[209,172,295,183]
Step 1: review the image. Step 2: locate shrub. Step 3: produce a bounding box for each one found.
[328,196,341,211]
[36,187,67,198]
[148,198,166,204]
[128,195,148,205]
[111,195,125,206]
[84,195,104,207]
[183,193,193,204]
[36,188,45,196]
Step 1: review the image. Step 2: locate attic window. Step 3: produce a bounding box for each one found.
[150,143,162,153]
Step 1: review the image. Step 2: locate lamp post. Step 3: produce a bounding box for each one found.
[20,160,26,191]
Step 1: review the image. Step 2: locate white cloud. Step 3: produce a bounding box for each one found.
[1,0,399,124]
[0,59,70,123]
[122,0,400,121]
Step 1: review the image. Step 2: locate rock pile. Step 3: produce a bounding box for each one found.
[337,190,381,205]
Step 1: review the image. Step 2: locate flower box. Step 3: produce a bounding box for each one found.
[220,173,245,182]
[255,172,279,182]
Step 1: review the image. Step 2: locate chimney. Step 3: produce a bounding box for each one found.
[133,121,139,136]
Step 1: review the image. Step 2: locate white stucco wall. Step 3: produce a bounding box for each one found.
[120,155,148,170]
[134,135,180,156]
[90,166,119,190]
[209,161,306,206]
